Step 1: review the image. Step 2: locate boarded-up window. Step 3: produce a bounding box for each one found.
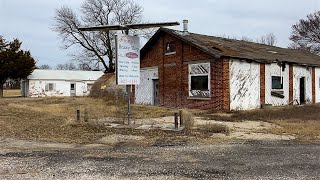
[272,76,283,89]
[45,83,55,91]
[189,63,210,98]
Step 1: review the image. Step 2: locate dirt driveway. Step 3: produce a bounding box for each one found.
[0,137,320,179]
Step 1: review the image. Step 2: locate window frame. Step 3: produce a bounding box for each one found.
[271,76,283,90]
[165,42,176,55]
[188,62,210,98]
[45,83,55,91]
[87,83,93,92]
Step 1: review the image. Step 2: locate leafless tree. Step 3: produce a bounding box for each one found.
[289,11,320,55]
[52,0,143,72]
[258,33,277,46]
[55,63,77,70]
[37,64,51,69]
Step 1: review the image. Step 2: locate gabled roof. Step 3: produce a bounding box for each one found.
[141,28,320,66]
[27,69,104,81]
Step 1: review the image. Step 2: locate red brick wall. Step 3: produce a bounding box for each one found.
[260,64,265,105]
[312,67,316,104]
[289,64,293,103]
[222,59,230,111]
[140,32,229,111]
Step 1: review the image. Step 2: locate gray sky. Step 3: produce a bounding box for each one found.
[0,0,319,67]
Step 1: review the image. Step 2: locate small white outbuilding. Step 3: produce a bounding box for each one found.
[21,69,104,97]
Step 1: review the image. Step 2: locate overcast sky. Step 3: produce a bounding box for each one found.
[0,0,319,67]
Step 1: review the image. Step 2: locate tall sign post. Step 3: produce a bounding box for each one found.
[116,34,140,124]
[78,21,180,125]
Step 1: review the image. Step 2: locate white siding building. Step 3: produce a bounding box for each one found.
[21,69,104,97]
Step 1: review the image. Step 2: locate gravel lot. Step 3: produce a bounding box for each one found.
[0,138,320,179]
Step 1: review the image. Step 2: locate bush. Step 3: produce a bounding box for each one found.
[181,109,194,134]
[198,123,230,135]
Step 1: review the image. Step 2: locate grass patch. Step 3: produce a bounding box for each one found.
[202,104,320,122]
[197,123,230,136]
[3,89,21,97]
[0,97,175,143]
[270,120,320,141]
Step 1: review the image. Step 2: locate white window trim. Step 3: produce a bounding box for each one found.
[45,83,55,91]
[188,63,211,98]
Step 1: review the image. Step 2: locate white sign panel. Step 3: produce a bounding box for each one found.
[116,34,140,85]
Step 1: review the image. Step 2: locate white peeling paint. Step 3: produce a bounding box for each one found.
[315,68,320,103]
[265,63,289,106]
[25,80,95,97]
[135,68,158,105]
[293,66,312,104]
[230,60,260,110]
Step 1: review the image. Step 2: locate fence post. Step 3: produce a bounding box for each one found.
[179,110,183,127]
[84,108,88,122]
[174,113,179,129]
[77,109,80,123]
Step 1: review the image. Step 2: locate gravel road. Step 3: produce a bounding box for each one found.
[0,139,319,179]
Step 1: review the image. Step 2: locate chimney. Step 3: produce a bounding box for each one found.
[183,20,188,34]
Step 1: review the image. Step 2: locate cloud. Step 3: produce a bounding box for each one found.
[0,0,319,66]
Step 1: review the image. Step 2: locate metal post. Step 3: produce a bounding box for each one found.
[179,110,183,127]
[76,109,80,123]
[127,85,131,125]
[174,113,179,129]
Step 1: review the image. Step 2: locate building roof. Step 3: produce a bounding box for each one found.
[141,28,320,66]
[27,69,104,81]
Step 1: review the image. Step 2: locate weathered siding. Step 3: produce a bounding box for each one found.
[293,66,312,104]
[230,60,260,110]
[315,67,320,103]
[27,80,93,97]
[265,63,290,106]
[135,67,158,105]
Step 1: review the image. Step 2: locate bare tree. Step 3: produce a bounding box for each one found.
[37,64,51,69]
[289,11,320,55]
[55,63,77,70]
[52,0,143,73]
[257,33,277,46]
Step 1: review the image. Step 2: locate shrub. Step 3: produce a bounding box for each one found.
[181,109,194,134]
[198,123,230,135]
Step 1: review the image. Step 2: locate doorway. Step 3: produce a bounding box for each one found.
[299,77,305,104]
[153,79,159,105]
[70,83,76,96]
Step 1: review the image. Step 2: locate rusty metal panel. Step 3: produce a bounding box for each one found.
[230,60,260,110]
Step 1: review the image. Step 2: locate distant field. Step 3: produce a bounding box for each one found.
[3,89,21,97]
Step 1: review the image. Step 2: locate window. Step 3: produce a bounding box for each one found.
[272,76,283,89]
[191,76,208,90]
[87,83,93,92]
[165,42,176,55]
[45,83,55,91]
[189,63,210,98]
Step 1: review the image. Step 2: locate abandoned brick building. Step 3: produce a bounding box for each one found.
[134,24,320,111]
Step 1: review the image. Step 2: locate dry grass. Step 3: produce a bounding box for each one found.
[200,104,320,141]
[197,123,230,136]
[202,104,320,122]
[270,120,320,141]
[0,97,175,143]
[3,89,21,97]
[180,109,195,134]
